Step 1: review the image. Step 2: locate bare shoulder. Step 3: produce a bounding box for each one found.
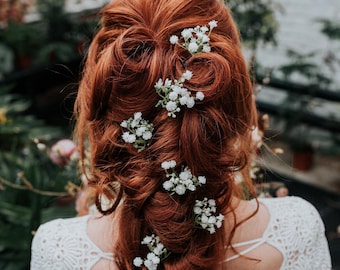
[224,198,283,270]
[87,213,117,252]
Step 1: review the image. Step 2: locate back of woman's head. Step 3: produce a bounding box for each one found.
[75,0,257,268]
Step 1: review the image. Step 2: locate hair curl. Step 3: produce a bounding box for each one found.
[74,0,258,269]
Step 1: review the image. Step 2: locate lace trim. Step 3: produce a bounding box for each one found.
[225,238,266,262]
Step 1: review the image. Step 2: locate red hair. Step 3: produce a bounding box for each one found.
[74,0,258,268]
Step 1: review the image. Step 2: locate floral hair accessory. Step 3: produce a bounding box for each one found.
[155,70,204,118]
[170,20,218,55]
[133,234,169,270]
[193,197,224,234]
[120,112,154,152]
[161,160,207,195]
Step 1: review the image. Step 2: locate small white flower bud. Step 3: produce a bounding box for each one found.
[209,20,218,29]
[196,92,205,101]
[182,70,193,80]
[133,257,143,267]
[188,42,198,53]
[169,35,179,44]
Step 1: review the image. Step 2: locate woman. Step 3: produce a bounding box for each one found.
[30,0,332,269]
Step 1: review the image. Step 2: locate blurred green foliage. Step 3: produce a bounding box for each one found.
[226,0,279,50]
[0,85,79,269]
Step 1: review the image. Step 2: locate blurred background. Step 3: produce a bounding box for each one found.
[0,0,339,269]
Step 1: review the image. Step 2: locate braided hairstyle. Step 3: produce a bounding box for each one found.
[74,0,258,268]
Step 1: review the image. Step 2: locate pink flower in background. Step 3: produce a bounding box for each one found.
[49,139,77,166]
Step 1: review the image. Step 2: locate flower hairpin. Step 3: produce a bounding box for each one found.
[170,20,218,55]
[193,197,225,234]
[133,234,169,270]
[120,112,154,152]
[161,160,207,195]
[155,70,204,118]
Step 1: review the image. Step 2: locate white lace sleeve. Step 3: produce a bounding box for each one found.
[30,215,114,270]
[260,196,332,270]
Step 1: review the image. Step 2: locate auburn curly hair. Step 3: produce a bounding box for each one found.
[74,0,258,268]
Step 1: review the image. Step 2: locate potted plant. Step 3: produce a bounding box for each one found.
[289,134,315,171]
[275,48,335,171]
[36,0,76,65]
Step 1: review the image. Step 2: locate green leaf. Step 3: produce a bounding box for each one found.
[0,201,31,226]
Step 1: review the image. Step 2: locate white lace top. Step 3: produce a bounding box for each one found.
[30,196,332,270]
[30,215,114,270]
[225,196,332,269]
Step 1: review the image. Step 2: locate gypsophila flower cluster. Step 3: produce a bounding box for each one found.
[120,112,154,152]
[155,70,204,118]
[161,160,206,195]
[193,197,225,234]
[133,234,169,270]
[170,20,218,55]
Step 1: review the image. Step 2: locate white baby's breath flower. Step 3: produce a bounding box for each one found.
[202,35,210,43]
[147,253,160,264]
[172,85,182,94]
[155,70,203,117]
[163,181,173,190]
[134,112,142,119]
[131,119,138,128]
[208,216,216,224]
[136,126,146,136]
[122,132,135,143]
[186,97,195,108]
[193,206,202,214]
[161,161,207,195]
[142,235,153,244]
[183,70,193,80]
[181,28,193,39]
[188,184,196,191]
[129,134,136,143]
[166,101,178,112]
[134,234,168,270]
[175,184,186,195]
[198,176,206,184]
[179,171,190,181]
[120,113,154,152]
[172,21,217,55]
[164,78,172,87]
[200,26,209,33]
[208,199,215,206]
[169,35,179,44]
[208,20,218,29]
[188,42,199,53]
[161,162,169,170]
[201,214,209,223]
[133,257,143,267]
[208,227,216,234]
[179,95,188,106]
[161,160,177,170]
[155,78,163,88]
[194,197,224,234]
[154,243,164,255]
[142,131,152,140]
[202,45,211,52]
[169,91,178,101]
[169,160,176,168]
[120,121,128,128]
